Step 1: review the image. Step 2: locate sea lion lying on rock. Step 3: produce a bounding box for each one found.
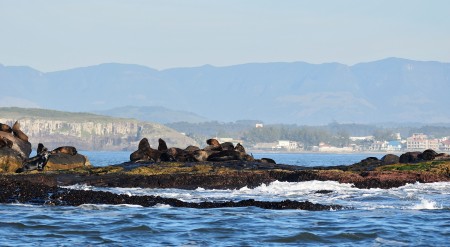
[130,138,162,162]
[207,150,254,162]
[0,136,13,149]
[12,121,29,142]
[51,146,77,156]
[0,123,13,133]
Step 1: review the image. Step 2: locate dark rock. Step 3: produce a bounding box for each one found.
[381,154,400,165]
[315,190,333,194]
[0,176,345,210]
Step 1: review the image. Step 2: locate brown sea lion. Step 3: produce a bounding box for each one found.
[130,149,148,162]
[184,145,200,153]
[235,143,246,153]
[207,150,253,162]
[12,121,29,142]
[0,136,13,149]
[260,158,276,164]
[0,123,12,133]
[51,146,77,155]
[206,138,221,146]
[138,138,151,151]
[204,139,222,151]
[158,138,168,152]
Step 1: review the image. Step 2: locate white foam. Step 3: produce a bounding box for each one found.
[409,198,443,210]
[66,181,450,210]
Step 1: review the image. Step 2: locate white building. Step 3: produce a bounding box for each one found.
[406,133,439,151]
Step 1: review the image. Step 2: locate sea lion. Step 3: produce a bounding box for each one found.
[184,145,200,153]
[21,150,50,172]
[130,138,162,162]
[221,142,235,151]
[51,146,77,156]
[207,150,253,162]
[206,138,221,146]
[36,143,48,155]
[158,138,168,152]
[0,123,12,133]
[234,143,246,153]
[0,136,13,149]
[260,158,276,164]
[12,121,29,142]
[193,149,222,162]
[204,139,222,151]
[138,138,151,151]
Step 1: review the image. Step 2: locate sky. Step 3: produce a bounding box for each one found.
[1,0,449,72]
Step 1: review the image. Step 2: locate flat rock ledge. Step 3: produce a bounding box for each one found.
[0,176,344,211]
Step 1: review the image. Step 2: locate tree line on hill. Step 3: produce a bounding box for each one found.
[168,121,450,149]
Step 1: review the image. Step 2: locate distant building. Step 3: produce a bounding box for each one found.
[255,123,264,128]
[440,140,450,151]
[349,136,374,142]
[386,140,402,151]
[406,133,439,151]
[318,142,353,152]
[276,140,301,150]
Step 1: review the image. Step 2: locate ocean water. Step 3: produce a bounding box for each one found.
[1,152,449,246]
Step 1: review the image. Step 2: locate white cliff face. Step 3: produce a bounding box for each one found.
[0,118,197,151]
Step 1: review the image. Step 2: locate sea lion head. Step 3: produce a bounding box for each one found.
[158,138,168,151]
[138,138,151,151]
[0,123,12,133]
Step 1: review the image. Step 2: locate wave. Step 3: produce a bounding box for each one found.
[63,181,450,210]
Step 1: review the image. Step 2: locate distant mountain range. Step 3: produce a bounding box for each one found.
[1,58,449,125]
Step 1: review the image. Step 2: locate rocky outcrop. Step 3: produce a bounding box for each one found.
[0,176,344,210]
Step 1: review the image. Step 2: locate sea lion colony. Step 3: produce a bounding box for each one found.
[130,137,276,164]
[0,121,78,172]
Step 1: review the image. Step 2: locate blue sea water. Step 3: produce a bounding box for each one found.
[1,152,449,246]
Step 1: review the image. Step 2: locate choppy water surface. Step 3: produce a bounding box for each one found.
[1,152,449,246]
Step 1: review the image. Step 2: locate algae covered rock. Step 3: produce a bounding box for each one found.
[44,153,91,171]
[0,148,23,173]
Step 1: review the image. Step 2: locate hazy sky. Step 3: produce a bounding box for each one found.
[1,0,449,72]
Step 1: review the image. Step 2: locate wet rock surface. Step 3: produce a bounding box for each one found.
[0,176,344,211]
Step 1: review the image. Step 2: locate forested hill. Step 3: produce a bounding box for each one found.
[1,58,450,124]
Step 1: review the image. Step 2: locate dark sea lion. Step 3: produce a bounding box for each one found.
[138,138,151,151]
[184,145,200,153]
[21,150,50,172]
[260,158,276,164]
[207,150,253,162]
[12,121,29,142]
[221,142,235,151]
[0,137,13,149]
[0,123,12,133]
[37,143,46,155]
[130,150,147,162]
[51,146,77,155]
[234,143,246,153]
[158,138,168,152]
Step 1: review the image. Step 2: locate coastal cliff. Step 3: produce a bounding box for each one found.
[0,107,198,150]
